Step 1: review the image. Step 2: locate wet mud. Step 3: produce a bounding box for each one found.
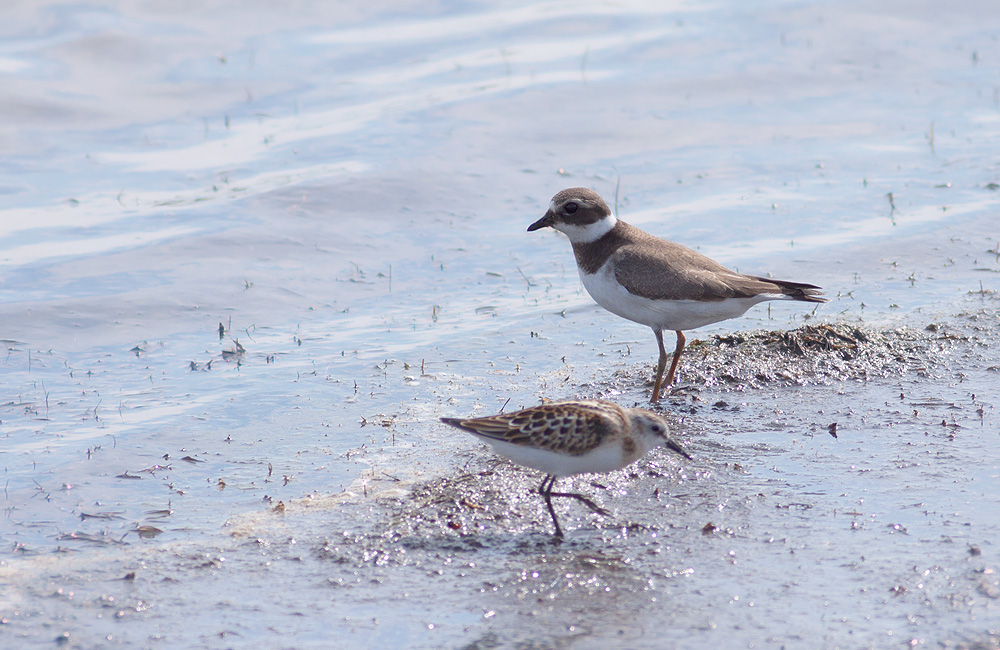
[608,321,952,392]
[7,316,988,650]
[252,317,997,649]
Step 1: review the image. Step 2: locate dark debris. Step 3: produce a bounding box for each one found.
[609,322,958,391]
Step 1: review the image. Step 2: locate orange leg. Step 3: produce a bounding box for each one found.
[650,330,686,402]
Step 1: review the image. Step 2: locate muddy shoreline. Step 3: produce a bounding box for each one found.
[6,315,996,649]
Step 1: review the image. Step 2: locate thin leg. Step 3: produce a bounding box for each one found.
[651,330,686,402]
[650,329,669,402]
[548,490,610,516]
[537,475,610,538]
[538,475,563,538]
[663,330,686,390]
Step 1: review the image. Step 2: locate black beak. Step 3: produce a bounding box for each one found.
[666,438,693,461]
[527,209,555,232]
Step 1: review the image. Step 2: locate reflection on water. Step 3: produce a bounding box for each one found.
[1,0,999,648]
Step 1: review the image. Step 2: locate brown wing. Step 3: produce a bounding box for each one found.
[441,402,620,456]
[612,228,826,302]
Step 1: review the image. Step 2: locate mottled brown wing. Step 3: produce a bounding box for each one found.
[441,403,615,456]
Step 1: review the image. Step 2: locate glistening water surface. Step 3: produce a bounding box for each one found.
[1,1,999,648]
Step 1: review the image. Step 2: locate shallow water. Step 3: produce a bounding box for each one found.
[2,0,999,648]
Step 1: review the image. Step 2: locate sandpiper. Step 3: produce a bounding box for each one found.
[528,188,827,401]
[441,399,691,538]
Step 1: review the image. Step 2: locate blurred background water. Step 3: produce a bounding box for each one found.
[2,1,999,647]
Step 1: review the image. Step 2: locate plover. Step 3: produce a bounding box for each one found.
[528,188,827,401]
[440,399,691,538]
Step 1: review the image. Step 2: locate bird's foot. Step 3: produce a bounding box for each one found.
[549,491,610,516]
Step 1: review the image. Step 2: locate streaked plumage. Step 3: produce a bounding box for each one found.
[529,188,827,401]
[441,400,691,537]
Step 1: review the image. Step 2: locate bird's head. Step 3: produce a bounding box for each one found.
[631,410,692,461]
[528,187,617,244]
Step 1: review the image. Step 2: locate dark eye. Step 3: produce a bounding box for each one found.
[651,424,662,433]
[564,202,578,214]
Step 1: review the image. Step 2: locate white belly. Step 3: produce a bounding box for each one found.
[484,438,639,477]
[580,264,782,331]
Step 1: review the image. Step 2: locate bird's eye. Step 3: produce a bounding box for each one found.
[651,424,662,433]
[564,202,578,214]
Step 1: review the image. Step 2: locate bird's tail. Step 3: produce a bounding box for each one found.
[756,277,827,303]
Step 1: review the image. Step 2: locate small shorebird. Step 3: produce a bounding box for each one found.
[529,188,827,401]
[440,399,691,538]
